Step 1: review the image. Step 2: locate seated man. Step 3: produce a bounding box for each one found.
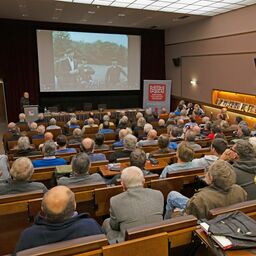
[46,118,61,130]
[220,140,256,200]
[150,134,174,155]
[33,141,67,168]
[94,133,110,150]
[136,129,158,147]
[231,124,251,144]
[15,185,103,252]
[68,128,83,145]
[14,136,41,157]
[32,125,45,139]
[184,130,202,151]
[109,134,137,163]
[80,138,106,162]
[108,148,153,185]
[98,121,114,134]
[164,160,247,219]
[16,113,28,127]
[0,157,47,194]
[160,142,198,178]
[55,135,76,154]
[35,113,46,124]
[38,132,54,150]
[29,122,38,131]
[112,128,128,149]
[68,118,80,129]
[168,126,183,150]
[103,166,164,243]
[58,153,105,185]
[82,118,98,129]
[192,138,228,169]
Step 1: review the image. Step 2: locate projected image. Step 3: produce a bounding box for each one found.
[53,31,128,91]
[37,30,140,92]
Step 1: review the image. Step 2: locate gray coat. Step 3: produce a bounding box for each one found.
[58,173,105,186]
[104,187,164,242]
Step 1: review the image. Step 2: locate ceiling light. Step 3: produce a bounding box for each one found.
[111,2,130,7]
[88,10,96,14]
[118,13,126,16]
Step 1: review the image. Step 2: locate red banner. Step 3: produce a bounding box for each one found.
[148,84,166,101]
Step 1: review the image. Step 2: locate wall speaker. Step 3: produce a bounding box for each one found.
[172,58,181,67]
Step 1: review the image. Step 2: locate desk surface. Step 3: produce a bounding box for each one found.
[195,229,256,256]
[99,160,167,177]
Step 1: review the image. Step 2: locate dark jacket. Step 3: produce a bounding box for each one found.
[14,148,41,157]
[233,158,256,200]
[109,150,132,163]
[15,213,103,252]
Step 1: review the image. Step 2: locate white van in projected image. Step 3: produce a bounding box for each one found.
[36,30,141,92]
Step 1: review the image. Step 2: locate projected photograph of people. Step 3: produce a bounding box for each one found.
[53,31,129,91]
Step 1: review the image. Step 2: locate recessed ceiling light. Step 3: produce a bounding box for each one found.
[55,8,63,11]
[88,11,96,14]
[118,13,126,16]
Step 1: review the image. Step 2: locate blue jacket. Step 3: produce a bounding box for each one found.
[33,157,67,168]
[15,213,103,252]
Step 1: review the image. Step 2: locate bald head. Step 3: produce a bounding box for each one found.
[8,122,16,131]
[121,166,145,190]
[44,132,53,141]
[81,137,94,153]
[42,186,76,223]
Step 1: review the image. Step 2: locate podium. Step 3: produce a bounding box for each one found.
[24,105,38,122]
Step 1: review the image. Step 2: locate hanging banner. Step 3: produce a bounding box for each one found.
[143,80,172,113]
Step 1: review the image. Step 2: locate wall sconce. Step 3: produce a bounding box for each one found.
[190,79,197,87]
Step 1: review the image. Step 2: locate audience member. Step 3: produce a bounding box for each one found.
[32,125,45,139]
[35,113,46,124]
[133,117,146,137]
[217,107,230,121]
[15,186,103,252]
[231,124,251,144]
[38,132,54,150]
[192,138,228,169]
[68,128,83,144]
[94,133,110,150]
[103,166,163,243]
[29,122,38,131]
[112,129,128,149]
[137,129,158,147]
[16,113,28,127]
[0,157,47,195]
[184,130,202,151]
[80,138,106,162]
[58,153,105,185]
[46,118,61,130]
[109,134,137,162]
[168,126,183,150]
[150,134,174,154]
[164,160,247,219]
[33,141,67,168]
[98,121,114,134]
[160,142,197,178]
[55,135,76,154]
[69,118,80,129]
[193,104,205,117]
[220,140,256,200]
[14,136,41,157]
[99,114,114,130]
[82,118,98,129]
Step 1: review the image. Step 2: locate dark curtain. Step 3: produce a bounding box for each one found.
[0,19,165,122]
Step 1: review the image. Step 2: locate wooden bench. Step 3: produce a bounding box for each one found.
[94,185,123,217]
[150,176,185,200]
[17,234,108,256]
[125,215,197,249]
[32,166,58,188]
[103,232,169,256]
[90,160,109,174]
[0,190,44,255]
[115,173,159,185]
[194,147,211,158]
[208,200,256,220]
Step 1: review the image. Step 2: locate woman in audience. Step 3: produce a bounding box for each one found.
[133,117,146,137]
[192,104,205,117]
[14,136,41,157]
